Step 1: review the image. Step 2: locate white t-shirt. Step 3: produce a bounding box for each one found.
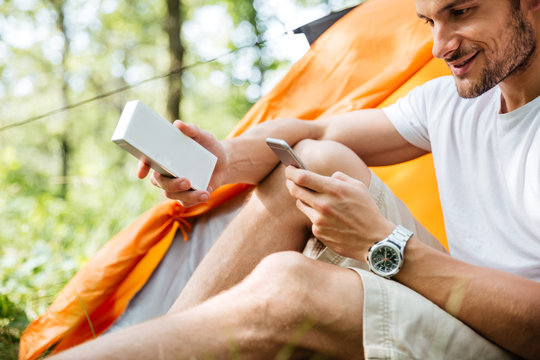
[383,76,540,282]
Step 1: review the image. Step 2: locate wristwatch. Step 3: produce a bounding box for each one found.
[367,225,413,279]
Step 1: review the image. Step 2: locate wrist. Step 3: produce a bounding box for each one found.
[372,219,398,245]
[367,224,413,279]
[392,235,430,281]
[351,219,395,262]
[217,140,235,186]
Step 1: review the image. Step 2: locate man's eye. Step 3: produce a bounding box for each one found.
[423,18,434,26]
[451,8,471,17]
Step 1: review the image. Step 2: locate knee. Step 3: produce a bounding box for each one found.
[220,252,314,350]
[239,252,355,329]
[236,252,364,354]
[246,251,313,302]
[240,252,318,325]
[293,139,370,184]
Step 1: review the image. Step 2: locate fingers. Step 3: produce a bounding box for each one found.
[331,171,350,181]
[173,120,213,146]
[284,167,362,197]
[284,167,370,219]
[284,166,332,193]
[173,120,198,138]
[173,120,223,161]
[285,179,318,210]
[331,171,364,187]
[150,172,189,191]
[150,172,210,206]
[170,190,210,207]
[295,198,321,224]
[136,120,220,206]
[173,119,183,129]
[137,161,151,179]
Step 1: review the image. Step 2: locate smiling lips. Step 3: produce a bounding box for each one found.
[447,51,479,76]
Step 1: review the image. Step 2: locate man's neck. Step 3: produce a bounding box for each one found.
[499,7,540,114]
[499,50,540,113]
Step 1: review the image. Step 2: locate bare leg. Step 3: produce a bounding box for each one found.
[51,252,364,360]
[51,141,372,359]
[169,162,313,312]
[170,139,372,312]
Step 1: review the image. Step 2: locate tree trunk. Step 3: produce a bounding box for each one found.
[52,0,71,199]
[165,0,184,122]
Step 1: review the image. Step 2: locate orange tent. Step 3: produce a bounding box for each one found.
[19,0,450,358]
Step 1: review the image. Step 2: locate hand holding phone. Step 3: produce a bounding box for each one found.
[265,138,308,170]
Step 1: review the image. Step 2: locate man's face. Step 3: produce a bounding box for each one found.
[416,0,536,98]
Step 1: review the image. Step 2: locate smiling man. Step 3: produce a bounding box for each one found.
[419,0,538,102]
[51,0,540,359]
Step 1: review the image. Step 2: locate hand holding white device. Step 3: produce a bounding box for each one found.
[111,100,217,191]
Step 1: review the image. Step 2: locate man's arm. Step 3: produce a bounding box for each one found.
[224,109,427,184]
[142,109,427,206]
[285,168,540,359]
[397,237,540,359]
[316,109,428,166]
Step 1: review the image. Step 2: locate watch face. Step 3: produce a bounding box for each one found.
[370,245,400,276]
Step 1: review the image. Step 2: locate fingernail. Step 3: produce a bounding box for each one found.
[200,194,209,202]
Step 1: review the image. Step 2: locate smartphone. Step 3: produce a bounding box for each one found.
[265,138,308,170]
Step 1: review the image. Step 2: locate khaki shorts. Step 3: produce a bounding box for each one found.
[303,171,516,360]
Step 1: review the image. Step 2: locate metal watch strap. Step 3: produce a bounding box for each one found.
[385,225,413,250]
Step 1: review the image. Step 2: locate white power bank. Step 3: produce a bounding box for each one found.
[111,100,217,191]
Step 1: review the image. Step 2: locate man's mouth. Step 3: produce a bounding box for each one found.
[447,51,479,75]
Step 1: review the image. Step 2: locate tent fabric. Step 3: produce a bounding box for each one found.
[19,0,450,358]
[293,5,358,45]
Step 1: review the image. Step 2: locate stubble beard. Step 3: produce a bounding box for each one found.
[453,9,537,98]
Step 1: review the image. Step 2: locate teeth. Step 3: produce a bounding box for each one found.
[454,57,470,67]
[448,53,476,69]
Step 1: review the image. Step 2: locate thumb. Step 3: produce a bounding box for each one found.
[174,120,199,138]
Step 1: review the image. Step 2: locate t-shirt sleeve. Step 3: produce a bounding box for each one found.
[382,78,448,152]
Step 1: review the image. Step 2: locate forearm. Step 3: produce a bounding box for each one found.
[317,109,428,166]
[396,237,540,359]
[220,109,427,186]
[220,118,325,185]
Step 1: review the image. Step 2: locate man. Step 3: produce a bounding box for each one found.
[52,0,540,358]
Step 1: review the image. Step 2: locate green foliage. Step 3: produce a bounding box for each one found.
[0,137,163,319]
[0,294,29,359]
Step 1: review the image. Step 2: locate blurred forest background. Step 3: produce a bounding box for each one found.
[0,0,360,356]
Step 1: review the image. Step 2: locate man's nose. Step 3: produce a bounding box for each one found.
[431,22,460,60]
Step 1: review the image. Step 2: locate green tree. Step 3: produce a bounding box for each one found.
[165,0,185,121]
